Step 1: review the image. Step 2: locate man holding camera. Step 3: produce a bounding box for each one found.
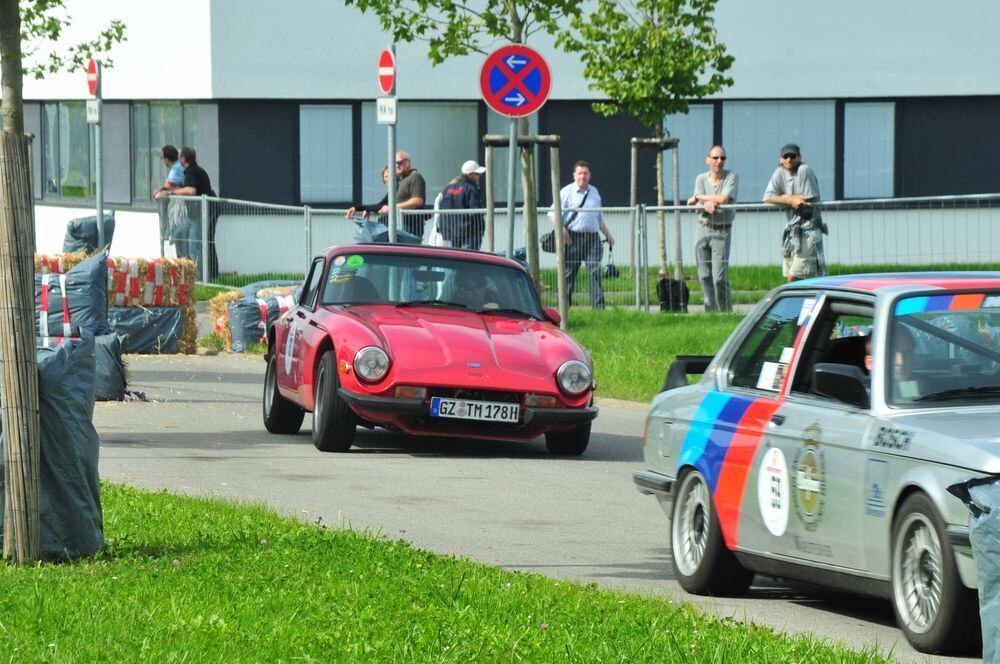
[764,143,827,281]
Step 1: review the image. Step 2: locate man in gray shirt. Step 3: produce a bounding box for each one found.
[379,150,427,238]
[687,145,738,312]
[764,143,827,281]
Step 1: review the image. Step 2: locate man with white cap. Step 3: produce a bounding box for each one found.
[437,159,487,250]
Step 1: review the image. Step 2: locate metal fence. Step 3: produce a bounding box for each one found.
[160,193,1000,310]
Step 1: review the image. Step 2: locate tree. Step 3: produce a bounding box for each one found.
[1,0,124,564]
[344,0,581,285]
[559,0,733,277]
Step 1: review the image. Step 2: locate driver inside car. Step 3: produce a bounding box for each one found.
[453,270,500,309]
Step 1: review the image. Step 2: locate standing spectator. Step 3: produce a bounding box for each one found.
[153,145,185,196]
[379,151,426,238]
[764,143,827,281]
[550,161,615,309]
[167,147,217,275]
[346,166,390,222]
[437,159,486,250]
[687,145,738,312]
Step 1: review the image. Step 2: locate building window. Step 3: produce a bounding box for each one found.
[361,101,478,205]
[485,110,538,204]
[300,105,353,203]
[664,104,715,202]
[41,101,91,199]
[132,102,210,203]
[722,100,835,202]
[844,102,894,199]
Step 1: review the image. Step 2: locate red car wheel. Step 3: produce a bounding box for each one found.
[263,351,304,434]
[312,350,357,453]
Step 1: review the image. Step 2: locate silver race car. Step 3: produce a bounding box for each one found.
[634,274,1000,655]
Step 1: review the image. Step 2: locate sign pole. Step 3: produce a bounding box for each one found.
[505,119,517,258]
[381,46,398,242]
[88,59,105,249]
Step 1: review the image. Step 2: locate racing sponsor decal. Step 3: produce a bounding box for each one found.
[864,458,888,517]
[283,319,297,375]
[346,255,365,268]
[794,536,832,557]
[676,391,782,548]
[333,256,346,266]
[871,425,913,450]
[793,424,826,532]
[757,445,790,537]
[756,362,788,391]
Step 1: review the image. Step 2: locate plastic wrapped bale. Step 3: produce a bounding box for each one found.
[949,477,1000,663]
[108,306,183,354]
[239,279,302,300]
[228,294,296,352]
[34,250,110,338]
[63,212,116,253]
[94,334,127,400]
[0,338,103,559]
[352,218,423,245]
[35,251,88,275]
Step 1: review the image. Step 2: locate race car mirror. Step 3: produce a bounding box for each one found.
[812,362,870,409]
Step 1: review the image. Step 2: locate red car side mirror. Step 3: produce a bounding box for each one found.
[542,307,561,326]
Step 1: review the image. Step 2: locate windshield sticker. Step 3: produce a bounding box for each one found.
[984,295,1000,308]
[756,361,787,391]
[346,255,365,268]
[333,256,346,267]
[864,458,888,517]
[757,446,789,537]
[797,298,816,325]
[896,293,988,315]
[779,346,795,364]
[794,425,825,532]
[871,426,913,451]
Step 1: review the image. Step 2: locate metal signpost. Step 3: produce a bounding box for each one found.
[479,45,551,258]
[86,59,105,249]
[377,47,397,241]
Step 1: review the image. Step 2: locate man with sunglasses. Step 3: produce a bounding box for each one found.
[379,151,426,238]
[764,143,827,281]
[687,145,738,312]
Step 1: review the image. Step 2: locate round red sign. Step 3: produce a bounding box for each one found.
[87,59,99,96]
[378,49,396,95]
[479,45,551,118]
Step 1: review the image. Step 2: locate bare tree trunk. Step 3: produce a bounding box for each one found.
[0,0,42,564]
[656,145,667,276]
[520,137,539,289]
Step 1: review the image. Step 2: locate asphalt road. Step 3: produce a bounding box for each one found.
[94,353,974,663]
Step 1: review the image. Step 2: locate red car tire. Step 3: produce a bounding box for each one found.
[312,350,358,453]
[263,351,305,434]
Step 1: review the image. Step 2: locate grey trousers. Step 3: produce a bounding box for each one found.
[565,231,605,309]
[694,223,732,312]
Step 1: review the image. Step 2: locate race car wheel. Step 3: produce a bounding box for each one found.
[670,468,752,596]
[312,351,357,453]
[891,493,981,654]
[263,352,304,434]
[545,422,591,456]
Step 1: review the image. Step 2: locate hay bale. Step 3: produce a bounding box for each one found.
[208,290,243,350]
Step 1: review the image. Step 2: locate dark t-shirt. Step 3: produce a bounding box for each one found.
[397,169,425,203]
[184,162,216,197]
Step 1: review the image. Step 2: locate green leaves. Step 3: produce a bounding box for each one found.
[343,0,581,62]
[558,0,733,131]
[19,0,126,79]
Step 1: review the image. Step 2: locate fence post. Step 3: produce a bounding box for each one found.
[200,195,209,283]
[634,204,641,308]
[642,205,651,311]
[304,205,312,264]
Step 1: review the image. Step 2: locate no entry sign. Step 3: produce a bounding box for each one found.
[479,45,550,118]
[87,59,100,96]
[378,49,396,95]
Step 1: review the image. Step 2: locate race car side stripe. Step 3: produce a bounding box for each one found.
[713,398,782,549]
[951,293,985,310]
[895,297,929,315]
[676,391,733,473]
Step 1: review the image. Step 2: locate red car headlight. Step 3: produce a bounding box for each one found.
[353,346,390,382]
[557,360,592,396]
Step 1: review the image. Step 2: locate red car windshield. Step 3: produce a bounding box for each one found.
[321,251,544,317]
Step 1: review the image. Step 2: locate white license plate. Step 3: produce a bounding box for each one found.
[430,397,520,423]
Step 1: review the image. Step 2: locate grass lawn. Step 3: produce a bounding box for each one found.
[569,309,743,403]
[0,484,889,662]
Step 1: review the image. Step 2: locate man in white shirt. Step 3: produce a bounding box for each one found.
[551,161,615,309]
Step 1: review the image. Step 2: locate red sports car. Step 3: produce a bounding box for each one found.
[262,244,598,454]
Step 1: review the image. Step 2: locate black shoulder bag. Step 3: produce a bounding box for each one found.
[541,189,590,253]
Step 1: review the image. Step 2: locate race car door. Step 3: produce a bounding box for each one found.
[277,257,325,398]
[767,295,875,572]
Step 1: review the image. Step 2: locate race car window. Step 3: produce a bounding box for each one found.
[888,292,1000,406]
[728,296,810,392]
[789,299,874,399]
[300,257,325,310]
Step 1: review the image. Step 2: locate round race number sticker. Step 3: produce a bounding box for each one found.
[757,446,790,537]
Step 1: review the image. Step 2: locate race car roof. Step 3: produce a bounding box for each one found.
[792,273,1000,294]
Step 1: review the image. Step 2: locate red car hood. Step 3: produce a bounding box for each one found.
[342,305,584,379]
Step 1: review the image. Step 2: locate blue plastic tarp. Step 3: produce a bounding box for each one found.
[108,306,183,354]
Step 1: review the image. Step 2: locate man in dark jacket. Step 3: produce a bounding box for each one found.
[438,160,486,250]
[168,146,218,278]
